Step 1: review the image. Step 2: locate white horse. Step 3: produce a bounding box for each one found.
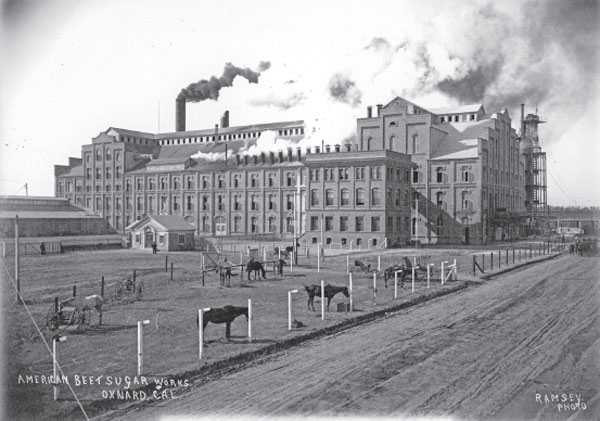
[60,294,104,326]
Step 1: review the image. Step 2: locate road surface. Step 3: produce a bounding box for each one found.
[98,255,599,420]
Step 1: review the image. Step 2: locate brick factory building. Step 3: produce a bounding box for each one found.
[55,96,529,246]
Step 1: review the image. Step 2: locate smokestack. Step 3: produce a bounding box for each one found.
[296,147,302,161]
[367,106,372,118]
[176,97,186,132]
[225,144,228,166]
[244,155,248,165]
[220,111,230,129]
[269,152,275,163]
[345,144,352,152]
[315,146,320,153]
[214,124,219,141]
[376,104,383,117]
[260,152,266,164]
[287,148,293,161]
[278,151,284,162]
[520,103,525,137]
[306,147,311,154]
[236,154,241,165]
[253,155,258,165]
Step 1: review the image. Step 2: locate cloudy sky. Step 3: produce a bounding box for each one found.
[1,0,598,206]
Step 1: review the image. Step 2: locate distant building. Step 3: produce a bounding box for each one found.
[55,96,532,245]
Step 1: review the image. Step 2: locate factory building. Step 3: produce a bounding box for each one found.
[55,95,531,246]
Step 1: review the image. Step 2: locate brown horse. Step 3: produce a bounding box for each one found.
[60,294,104,326]
[196,306,248,339]
[304,284,349,311]
[246,261,266,281]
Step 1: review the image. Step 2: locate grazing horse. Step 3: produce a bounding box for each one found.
[60,294,104,326]
[304,284,349,311]
[246,261,266,281]
[196,305,248,339]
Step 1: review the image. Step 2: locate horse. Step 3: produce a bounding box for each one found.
[382,257,426,288]
[246,261,266,281]
[217,266,234,287]
[60,294,104,326]
[196,305,248,339]
[304,284,349,311]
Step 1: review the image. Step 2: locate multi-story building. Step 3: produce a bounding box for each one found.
[355,97,525,244]
[56,96,528,245]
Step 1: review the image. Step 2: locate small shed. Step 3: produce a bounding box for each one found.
[126,215,195,251]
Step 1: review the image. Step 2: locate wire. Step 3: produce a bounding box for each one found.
[547,168,578,206]
[0,259,90,421]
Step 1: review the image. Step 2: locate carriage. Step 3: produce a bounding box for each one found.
[46,303,91,333]
[111,278,144,302]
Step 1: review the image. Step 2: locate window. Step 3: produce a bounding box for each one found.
[286,217,294,233]
[355,167,365,180]
[115,151,121,162]
[412,134,419,153]
[186,176,194,189]
[251,174,259,187]
[286,194,293,210]
[96,148,102,161]
[436,191,446,210]
[340,216,348,232]
[251,194,259,211]
[370,167,381,180]
[286,172,294,186]
[339,168,349,180]
[268,216,276,233]
[105,149,111,160]
[356,188,365,206]
[310,190,320,207]
[186,195,193,211]
[325,189,334,206]
[148,196,155,213]
[356,238,363,246]
[356,217,364,232]
[178,234,185,245]
[250,217,258,233]
[268,173,275,187]
[325,216,333,231]
[371,188,381,206]
[462,191,472,210]
[436,167,444,183]
[160,196,167,213]
[85,153,91,164]
[202,177,209,189]
[137,178,143,190]
[202,195,209,211]
[310,169,320,181]
[148,178,155,190]
[160,177,167,190]
[115,167,122,179]
[268,194,276,210]
[395,189,401,206]
[136,196,143,212]
[217,195,224,211]
[310,216,319,231]
[461,167,472,182]
[86,168,91,180]
[234,216,241,233]
[234,194,242,211]
[371,217,380,232]
[202,216,210,232]
[340,189,349,206]
[413,170,419,183]
[135,233,141,244]
[217,176,225,188]
[436,216,444,235]
[367,137,373,151]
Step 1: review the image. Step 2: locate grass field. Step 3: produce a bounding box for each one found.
[1,242,564,420]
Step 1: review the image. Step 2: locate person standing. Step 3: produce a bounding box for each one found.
[40,242,46,255]
[151,241,157,254]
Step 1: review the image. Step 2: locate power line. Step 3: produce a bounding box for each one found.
[547,168,578,206]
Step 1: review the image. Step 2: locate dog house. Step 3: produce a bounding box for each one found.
[126,215,195,251]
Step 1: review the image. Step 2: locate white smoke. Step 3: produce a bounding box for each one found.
[241,130,297,156]
[190,151,224,161]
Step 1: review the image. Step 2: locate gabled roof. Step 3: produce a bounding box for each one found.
[125,214,196,232]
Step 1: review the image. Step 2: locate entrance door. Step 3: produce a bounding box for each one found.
[215,216,226,236]
[462,227,470,245]
[144,230,153,248]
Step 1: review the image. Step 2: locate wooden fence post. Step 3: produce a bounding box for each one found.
[72,285,76,297]
[101,277,105,298]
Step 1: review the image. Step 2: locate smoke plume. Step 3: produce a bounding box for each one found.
[328,73,362,105]
[178,61,271,102]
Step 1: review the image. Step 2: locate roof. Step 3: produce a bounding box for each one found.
[56,165,83,178]
[431,147,479,160]
[428,104,484,115]
[126,214,196,232]
[0,211,102,219]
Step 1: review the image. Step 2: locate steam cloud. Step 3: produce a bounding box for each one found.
[328,73,362,105]
[178,61,271,102]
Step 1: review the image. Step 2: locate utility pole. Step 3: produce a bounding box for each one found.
[414,197,419,250]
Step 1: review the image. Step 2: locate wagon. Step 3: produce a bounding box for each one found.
[46,304,91,333]
[111,278,144,302]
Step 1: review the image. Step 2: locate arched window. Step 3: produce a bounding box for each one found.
[340,188,349,206]
[356,188,365,206]
[311,189,320,206]
[412,134,419,154]
[395,189,401,206]
[325,189,334,206]
[268,216,276,233]
[367,137,373,151]
[371,188,381,206]
[389,135,397,151]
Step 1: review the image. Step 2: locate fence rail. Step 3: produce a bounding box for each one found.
[472,241,566,275]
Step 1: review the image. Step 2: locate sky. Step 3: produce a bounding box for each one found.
[1,0,599,206]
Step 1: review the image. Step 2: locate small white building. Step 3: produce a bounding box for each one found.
[126,215,195,251]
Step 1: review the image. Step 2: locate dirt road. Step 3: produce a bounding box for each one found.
[96,255,598,421]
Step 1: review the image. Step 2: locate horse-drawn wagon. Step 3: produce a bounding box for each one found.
[46,304,91,333]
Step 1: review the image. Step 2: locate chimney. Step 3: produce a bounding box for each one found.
[296,147,302,161]
[278,151,284,162]
[306,147,312,154]
[334,144,341,152]
[367,106,372,118]
[220,110,230,129]
[269,152,275,163]
[376,104,383,117]
[315,146,321,153]
[176,97,186,132]
[325,145,331,153]
[345,144,352,152]
[260,152,266,164]
[253,155,258,165]
[520,103,525,138]
[235,154,241,165]
[214,124,219,141]
[287,148,293,161]
[244,155,248,165]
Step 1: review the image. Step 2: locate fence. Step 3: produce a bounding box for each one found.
[472,241,566,275]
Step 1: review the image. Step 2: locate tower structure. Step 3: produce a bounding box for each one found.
[519,104,548,234]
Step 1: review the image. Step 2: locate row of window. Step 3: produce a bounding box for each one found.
[309,166,385,181]
[86,149,122,163]
[158,128,304,146]
[310,216,387,232]
[439,113,477,123]
[310,188,412,208]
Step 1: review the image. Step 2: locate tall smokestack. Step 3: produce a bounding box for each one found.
[220,110,230,129]
[367,106,372,118]
[376,104,383,117]
[176,97,186,132]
